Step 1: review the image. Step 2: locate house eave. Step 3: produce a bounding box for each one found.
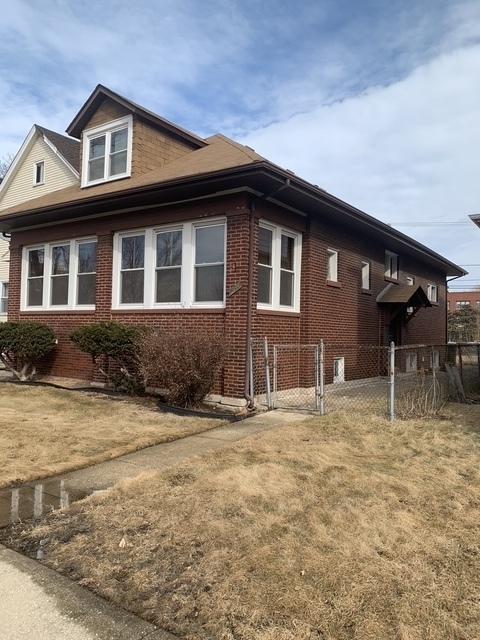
[0,161,465,278]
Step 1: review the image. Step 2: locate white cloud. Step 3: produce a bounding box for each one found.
[242,44,480,280]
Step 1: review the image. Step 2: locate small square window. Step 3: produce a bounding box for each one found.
[406,276,415,286]
[34,161,44,185]
[327,249,338,282]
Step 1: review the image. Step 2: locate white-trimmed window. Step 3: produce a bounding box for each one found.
[456,300,470,308]
[427,283,438,303]
[22,239,97,311]
[327,249,338,282]
[257,222,301,311]
[361,260,370,290]
[406,275,415,286]
[406,352,417,372]
[33,160,45,186]
[81,116,132,187]
[0,282,8,314]
[113,219,226,309]
[385,250,399,280]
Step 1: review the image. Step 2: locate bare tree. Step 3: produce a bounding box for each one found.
[0,153,15,180]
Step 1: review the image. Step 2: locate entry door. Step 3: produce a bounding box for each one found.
[333,357,345,384]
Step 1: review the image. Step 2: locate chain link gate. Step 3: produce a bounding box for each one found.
[250,338,325,412]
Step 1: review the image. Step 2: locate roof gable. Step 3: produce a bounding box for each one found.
[0,126,79,210]
[66,84,206,149]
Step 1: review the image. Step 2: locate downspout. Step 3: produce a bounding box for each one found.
[244,197,256,409]
[243,179,291,408]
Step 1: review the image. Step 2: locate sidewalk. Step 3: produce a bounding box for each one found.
[0,410,309,639]
[0,409,309,526]
[0,544,174,639]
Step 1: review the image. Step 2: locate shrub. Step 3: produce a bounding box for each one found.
[70,322,142,392]
[0,322,56,381]
[138,328,226,407]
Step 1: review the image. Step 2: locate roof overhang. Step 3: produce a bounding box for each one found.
[376,283,431,307]
[66,85,206,148]
[470,214,480,229]
[0,161,465,277]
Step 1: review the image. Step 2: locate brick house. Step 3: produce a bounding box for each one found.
[447,291,480,312]
[0,85,464,404]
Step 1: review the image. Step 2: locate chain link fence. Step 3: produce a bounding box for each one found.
[250,338,480,420]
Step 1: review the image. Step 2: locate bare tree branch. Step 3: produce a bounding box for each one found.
[0,153,15,180]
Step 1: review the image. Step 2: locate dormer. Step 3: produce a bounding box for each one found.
[66,85,206,189]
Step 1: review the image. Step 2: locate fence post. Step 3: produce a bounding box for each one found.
[319,339,325,415]
[272,345,278,409]
[249,338,254,401]
[314,345,320,411]
[388,341,395,422]
[263,337,272,410]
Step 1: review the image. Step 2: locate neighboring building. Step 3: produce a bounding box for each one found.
[0,125,80,322]
[447,291,480,312]
[0,85,465,402]
[0,234,8,321]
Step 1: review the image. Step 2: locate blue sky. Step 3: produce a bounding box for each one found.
[1,0,479,288]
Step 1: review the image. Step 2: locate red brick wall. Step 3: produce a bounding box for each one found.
[8,193,448,397]
[447,291,480,312]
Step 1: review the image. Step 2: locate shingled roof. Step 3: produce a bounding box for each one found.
[36,126,80,172]
[0,134,265,217]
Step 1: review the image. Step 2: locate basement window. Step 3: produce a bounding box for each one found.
[257,221,302,312]
[82,116,132,187]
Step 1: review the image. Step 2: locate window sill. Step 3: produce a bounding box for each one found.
[81,173,131,189]
[33,182,45,187]
[112,307,226,314]
[326,280,342,288]
[20,308,95,314]
[256,308,300,317]
[361,288,373,295]
[384,276,399,284]
[430,301,439,307]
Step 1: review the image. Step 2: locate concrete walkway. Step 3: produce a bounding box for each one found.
[0,410,309,639]
[0,410,309,527]
[0,545,174,639]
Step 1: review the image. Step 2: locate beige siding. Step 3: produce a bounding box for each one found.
[0,135,78,210]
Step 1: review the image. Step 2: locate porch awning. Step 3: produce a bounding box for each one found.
[376,283,431,307]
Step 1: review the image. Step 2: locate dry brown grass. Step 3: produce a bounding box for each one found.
[0,384,223,488]
[7,404,480,639]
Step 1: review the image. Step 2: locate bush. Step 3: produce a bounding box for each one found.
[138,328,226,407]
[70,322,142,392]
[0,322,56,381]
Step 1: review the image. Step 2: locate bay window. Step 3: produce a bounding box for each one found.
[113,219,226,309]
[120,235,145,304]
[194,224,225,303]
[27,247,45,307]
[258,226,273,305]
[22,239,97,310]
[156,229,182,303]
[0,282,8,315]
[257,222,301,311]
[82,116,132,187]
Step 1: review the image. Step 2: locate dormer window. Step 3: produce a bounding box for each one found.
[81,115,132,187]
[33,160,45,186]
